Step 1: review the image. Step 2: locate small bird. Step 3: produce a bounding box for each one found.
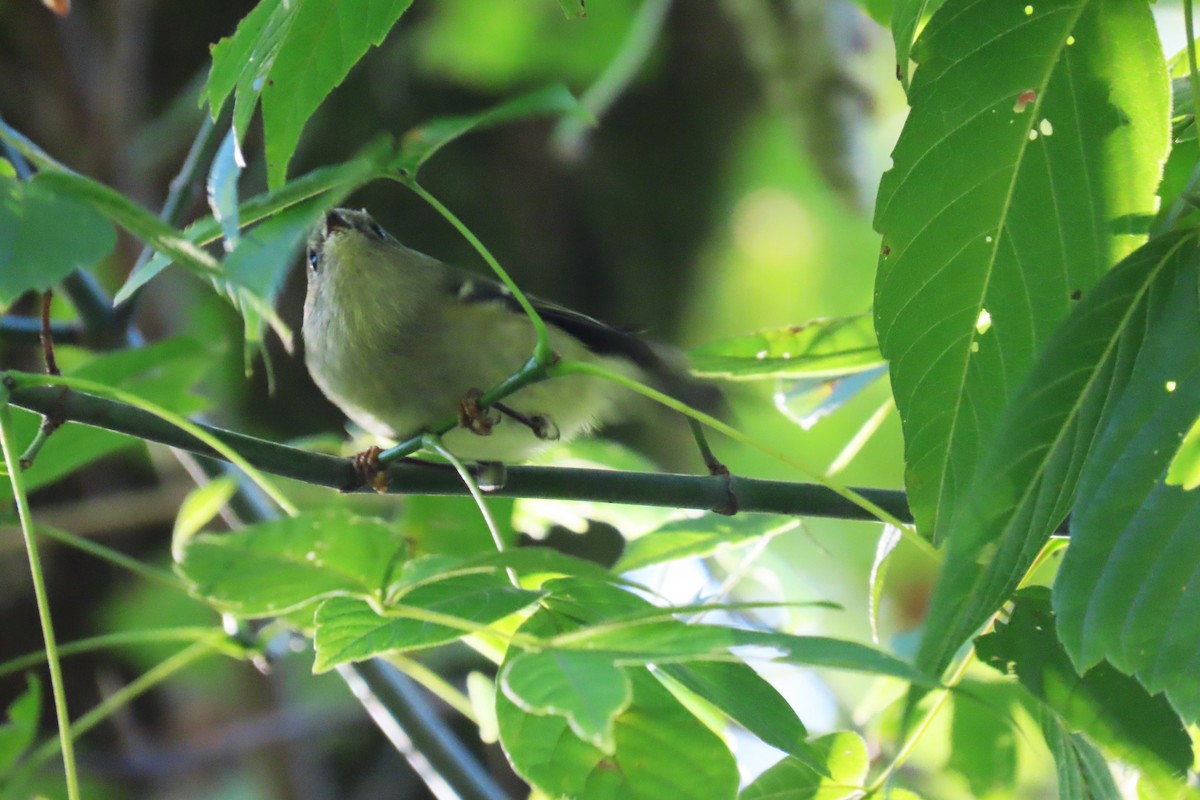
[302,208,719,467]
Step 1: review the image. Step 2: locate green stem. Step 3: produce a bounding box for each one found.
[6,371,297,517]
[866,650,975,795]
[865,537,1063,794]
[552,359,938,560]
[369,604,542,651]
[402,179,554,365]
[4,377,923,523]
[420,433,520,588]
[387,655,479,724]
[0,405,80,800]
[828,395,894,476]
[376,357,550,464]
[0,628,228,679]
[19,642,215,780]
[115,109,224,325]
[32,522,184,589]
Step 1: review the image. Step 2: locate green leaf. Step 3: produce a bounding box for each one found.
[496,589,739,799]
[312,573,542,671]
[946,682,1019,797]
[1170,77,1196,137]
[874,0,1169,542]
[529,578,927,682]
[659,660,821,772]
[501,578,821,772]
[868,525,903,644]
[890,0,946,90]
[0,675,39,775]
[221,194,325,300]
[738,732,869,800]
[393,84,588,177]
[400,494,518,557]
[1166,415,1200,489]
[913,231,1200,681]
[775,366,889,430]
[171,475,240,562]
[0,120,220,284]
[206,0,414,188]
[614,514,799,573]
[115,135,393,303]
[557,0,587,18]
[206,0,291,143]
[976,588,1192,780]
[1155,145,1199,235]
[1,337,216,504]
[689,315,884,380]
[531,585,902,676]
[1040,711,1121,800]
[501,650,632,753]
[262,0,414,187]
[177,509,409,616]
[501,666,738,800]
[461,546,638,588]
[0,173,116,305]
[1052,239,1200,724]
[207,126,243,250]
[853,0,893,27]
[562,621,932,684]
[30,171,218,281]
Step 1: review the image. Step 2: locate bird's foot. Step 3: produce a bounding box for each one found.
[347,445,390,493]
[458,388,500,436]
[494,402,559,441]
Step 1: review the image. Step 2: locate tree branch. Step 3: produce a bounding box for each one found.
[0,316,83,347]
[337,661,510,800]
[3,376,912,523]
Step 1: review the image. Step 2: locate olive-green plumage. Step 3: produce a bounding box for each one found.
[302,208,715,462]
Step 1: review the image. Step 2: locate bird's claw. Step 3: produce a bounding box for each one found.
[459,388,499,436]
[349,446,390,493]
[527,412,560,441]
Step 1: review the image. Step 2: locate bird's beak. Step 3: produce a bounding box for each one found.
[325,209,352,236]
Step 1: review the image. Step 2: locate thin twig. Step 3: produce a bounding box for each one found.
[114,111,223,329]
[5,376,919,523]
[40,290,61,376]
[423,433,520,588]
[0,316,83,346]
[337,661,511,800]
[19,291,68,468]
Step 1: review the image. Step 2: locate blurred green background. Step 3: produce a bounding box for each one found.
[2,1,1184,797]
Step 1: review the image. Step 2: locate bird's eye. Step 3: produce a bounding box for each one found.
[307,248,319,272]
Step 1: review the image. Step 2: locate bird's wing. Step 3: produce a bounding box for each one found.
[446,270,723,413]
